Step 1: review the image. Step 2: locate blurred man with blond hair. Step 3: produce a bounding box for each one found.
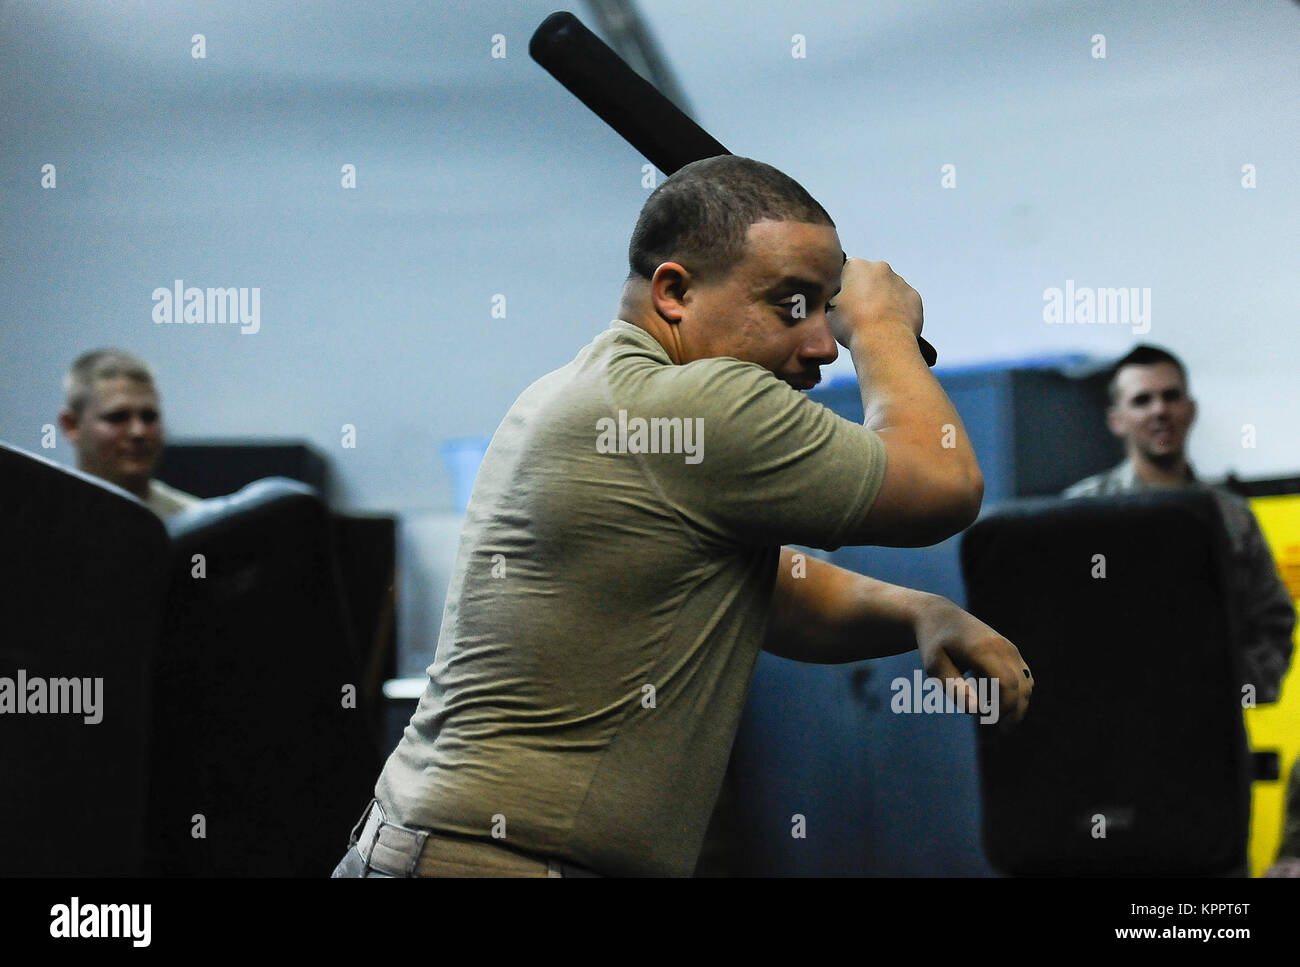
[58,348,200,518]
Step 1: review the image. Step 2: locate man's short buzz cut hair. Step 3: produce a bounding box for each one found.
[627,155,835,283]
[1107,343,1188,403]
[64,348,156,418]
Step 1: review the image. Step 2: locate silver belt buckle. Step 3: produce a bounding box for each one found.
[347,798,376,850]
[355,799,430,877]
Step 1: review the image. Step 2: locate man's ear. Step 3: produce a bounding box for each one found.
[58,408,80,442]
[649,262,692,324]
[1187,396,1198,427]
[1105,405,1125,438]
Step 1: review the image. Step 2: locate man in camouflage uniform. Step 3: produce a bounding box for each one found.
[1064,344,1294,704]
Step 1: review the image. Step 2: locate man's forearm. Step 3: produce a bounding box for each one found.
[846,317,983,544]
[851,321,950,434]
[850,315,977,468]
[763,546,932,663]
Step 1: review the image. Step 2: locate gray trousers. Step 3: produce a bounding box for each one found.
[331,799,603,877]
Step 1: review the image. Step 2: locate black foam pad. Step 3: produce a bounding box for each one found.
[0,443,169,875]
[146,479,383,875]
[961,490,1251,875]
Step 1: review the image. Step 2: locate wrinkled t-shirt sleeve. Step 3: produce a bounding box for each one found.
[632,357,888,550]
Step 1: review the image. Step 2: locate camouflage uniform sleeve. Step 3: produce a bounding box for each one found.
[1062,473,1105,498]
[1236,509,1297,705]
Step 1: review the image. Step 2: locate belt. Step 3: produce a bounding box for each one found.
[349,799,603,877]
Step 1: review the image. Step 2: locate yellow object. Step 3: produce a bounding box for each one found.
[1244,494,1300,875]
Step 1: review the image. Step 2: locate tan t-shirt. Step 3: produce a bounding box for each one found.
[376,320,888,875]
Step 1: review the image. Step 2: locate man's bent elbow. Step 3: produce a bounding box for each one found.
[877,480,982,547]
[958,465,985,527]
[853,448,984,547]
[922,466,984,542]
[923,439,984,535]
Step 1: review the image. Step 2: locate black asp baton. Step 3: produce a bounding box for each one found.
[529,10,939,368]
